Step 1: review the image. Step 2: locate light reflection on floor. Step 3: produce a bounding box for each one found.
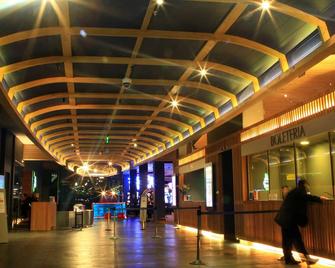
[0,219,333,268]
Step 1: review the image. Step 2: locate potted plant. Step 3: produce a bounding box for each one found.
[178,184,191,201]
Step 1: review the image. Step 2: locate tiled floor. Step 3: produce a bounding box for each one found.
[0,219,331,268]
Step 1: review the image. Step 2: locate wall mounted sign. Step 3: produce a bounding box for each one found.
[270,126,306,146]
[204,163,214,208]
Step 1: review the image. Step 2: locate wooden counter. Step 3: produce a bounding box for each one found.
[30,202,56,231]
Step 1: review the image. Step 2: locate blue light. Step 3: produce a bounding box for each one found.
[136,174,140,191]
[147,174,154,189]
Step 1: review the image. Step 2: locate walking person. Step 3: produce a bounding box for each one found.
[275,179,322,265]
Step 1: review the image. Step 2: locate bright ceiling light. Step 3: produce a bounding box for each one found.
[133,143,138,148]
[171,99,179,108]
[156,0,164,5]
[82,162,89,172]
[71,143,74,147]
[101,190,106,196]
[111,191,116,196]
[261,1,270,10]
[108,161,112,166]
[300,141,310,146]
[80,29,87,38]
[199,67,208,78]
[93,168,97,173]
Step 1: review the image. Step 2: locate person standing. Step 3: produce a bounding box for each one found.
[275,179,322,265]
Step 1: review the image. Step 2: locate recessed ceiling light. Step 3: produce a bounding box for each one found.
[80,29,87,38]
[171,99,179,108]
[199,67,208,78]
[300,141,310,146]
[82,162,89,172]
[261,1,270,10]
[284,94,288,98]
[133,143,138,148]
[71,143,74,147]
[93,168,97,173]
[156,0,164,5]
[101,191,106,196]
[108,161,112,166]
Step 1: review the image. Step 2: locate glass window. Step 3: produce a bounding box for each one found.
[296,134,334,199]
[268,147,296,200]
[184,169,205,201]
[248,152,269,201]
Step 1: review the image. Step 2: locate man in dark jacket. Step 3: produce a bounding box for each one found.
[275,179,322,265]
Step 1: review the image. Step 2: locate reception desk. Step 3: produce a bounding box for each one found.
[30,202,56,231]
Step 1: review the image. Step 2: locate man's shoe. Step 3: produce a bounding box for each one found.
[300,255,318,265]
[285,259,301,265]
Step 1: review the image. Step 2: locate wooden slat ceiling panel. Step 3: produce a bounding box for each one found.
[0,0,332,174]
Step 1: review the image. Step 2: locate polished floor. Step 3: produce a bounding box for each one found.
[0,219,331,268]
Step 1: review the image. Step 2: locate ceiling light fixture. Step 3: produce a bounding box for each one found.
[199,67,208,78]
[71,143,74,147]
[171,99,179,108]
[93,168,97,173]
[108,161,112,166]
[133,143,138,148]
[82,162,89,172]
[300,141,310,146]
[156,0,164,5]
[80,29,87,38]
[261,0,270,10]
[101,191,106,196]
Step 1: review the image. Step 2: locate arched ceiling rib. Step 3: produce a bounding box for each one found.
[0,0,331,171]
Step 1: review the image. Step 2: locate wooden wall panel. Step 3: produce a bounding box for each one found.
[23,144,53,161]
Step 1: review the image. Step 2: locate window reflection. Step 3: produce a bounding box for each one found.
[269,147,296,200]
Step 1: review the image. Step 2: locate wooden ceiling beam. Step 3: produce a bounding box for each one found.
[30,114,191,134]
[24,104,204,132]
[7,58,247,101]
[52,140,156,154]
[17,91,220,118]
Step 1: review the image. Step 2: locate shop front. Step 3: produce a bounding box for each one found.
[240,108,335,259]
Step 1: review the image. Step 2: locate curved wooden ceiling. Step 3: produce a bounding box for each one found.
[0,0,333,175]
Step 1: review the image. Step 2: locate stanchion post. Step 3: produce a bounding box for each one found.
[152,207,161,239]
[190,206,205,265]
[110,207,118,240]
[105,208,111,231]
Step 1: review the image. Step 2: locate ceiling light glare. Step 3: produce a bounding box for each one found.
[133,143,138,148]
[261,1,270,10]
[93,168,97,173]
[82,162,89,172]
[156,0,164,6]
[199,67,208,78]
[171,99,179,108]
[108,161,113,166]
[300,141,310,146]
[101,190,106,196]
[71,143,74,147]
[80,29,87,38]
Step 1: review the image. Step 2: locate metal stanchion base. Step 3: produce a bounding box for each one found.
[152,235,162,239]
[189,260,205,265]
[110,236,119,240]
